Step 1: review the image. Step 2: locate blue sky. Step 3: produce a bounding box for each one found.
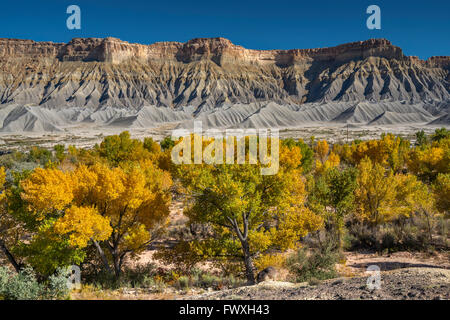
[0,0,449,59]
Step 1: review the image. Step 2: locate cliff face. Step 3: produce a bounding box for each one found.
[0,37,405,64]
[0,37,448,109]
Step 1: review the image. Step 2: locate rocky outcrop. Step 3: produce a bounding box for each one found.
[56,38,182,63]
[0,37,404,65]
[0,38,63,58]
[427,56,450,69]
[0,37,448,110]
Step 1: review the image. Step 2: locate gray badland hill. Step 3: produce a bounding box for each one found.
[0,37,448,132]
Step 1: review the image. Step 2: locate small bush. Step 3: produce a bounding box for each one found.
[0,267,42,300]
[44,268,71,300]
[122,263,157,288]
[308,278,321,286]
[346,224,378,249]
[381,231,396,251]
[182,270,245,291]
[84,263,157,290]
[0,267,71,300]
[177,276,189,290]
[198,274,220,288]
[286,247,338,283]
[151,275,167,293]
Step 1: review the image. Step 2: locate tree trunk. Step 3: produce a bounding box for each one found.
[240,239,255,285]
[113,254,121,280]
[104,242,121,280]
[425,212,433,243]
[228,215,255,285]
[335,217,344,252]
[0,239,21,273]
[92,239,113,275]
[336,229,342,251]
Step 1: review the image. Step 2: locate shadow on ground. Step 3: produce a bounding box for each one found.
[349,261,450,271]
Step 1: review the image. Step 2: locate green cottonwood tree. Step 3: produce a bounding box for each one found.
[176,143,323,284]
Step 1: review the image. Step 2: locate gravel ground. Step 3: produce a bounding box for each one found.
[184,268,450,300]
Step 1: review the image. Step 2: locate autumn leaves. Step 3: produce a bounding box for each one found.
[2,134,172,278]
[0,129,448,284]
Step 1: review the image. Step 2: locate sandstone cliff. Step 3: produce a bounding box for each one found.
[0,37,448,110]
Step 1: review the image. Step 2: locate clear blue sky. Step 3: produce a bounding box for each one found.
[0,0,449,59]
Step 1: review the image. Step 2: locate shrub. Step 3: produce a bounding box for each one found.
[381,231,396,251]
[286,247,338,283]
[0,267,11,295]
[346,222,432,252]
[160,136,175,151]
[151,275,167,293]
[0,267,71,300]
[84,262,157,290]
[436,216,449,246]
[177,276,189,290]
[198,274,220,288]
[0,267,42,300]
[44,268,71,300]
[122,263,157,288]
[182,270,246,290]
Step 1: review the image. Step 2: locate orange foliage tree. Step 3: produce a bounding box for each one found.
[21,161,172,278]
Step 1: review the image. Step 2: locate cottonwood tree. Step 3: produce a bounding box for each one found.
[354,157,398,226]
[20,161,172,278]
[0,167,23,272]
[408,136,449,182]
[404,178,441,242]
[354,157,427,227]
[176,143,322,284]
[0,167,85,275]
[308,167,357,250]
[336,134,409,173]
[281,138,314,173]
[313,140,340,175]
[433,173,449,216]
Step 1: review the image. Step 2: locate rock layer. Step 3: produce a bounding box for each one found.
[0,37,448,110]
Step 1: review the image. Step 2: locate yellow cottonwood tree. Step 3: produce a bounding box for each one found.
[54,206,112,248]
[354,157,426,226]
[314,140,340,175]
[337,134,409,172]
[21,161,171,278]
[0,167,5,202]
[408,137,450,182]
[433,173,450,216]
[315,152,340,175]
[21,168,74,215]
[354,157,398,225]
[315,140,329,164]
[409,181,442,241]
[170,142,322,284]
